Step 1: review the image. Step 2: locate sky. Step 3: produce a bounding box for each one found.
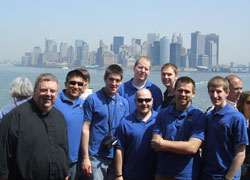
[0,0,250,65]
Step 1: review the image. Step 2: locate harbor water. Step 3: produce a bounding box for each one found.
[0,64,249,112]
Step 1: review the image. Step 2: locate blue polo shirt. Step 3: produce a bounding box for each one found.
[54,90,84,163]
[118,78,162,113]
[84,88,129,159]
[116,110,158,180]
[153,104,206,180]
[201,103,249,180]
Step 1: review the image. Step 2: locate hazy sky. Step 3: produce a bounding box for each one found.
[1,0,250,65]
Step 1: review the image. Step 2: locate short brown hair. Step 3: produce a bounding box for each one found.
[175,76,195,92]
[207,76,229,91]
[161,63,178,75]
[76,67,90,83]
[104,64,123,80]
[34,73,58,89]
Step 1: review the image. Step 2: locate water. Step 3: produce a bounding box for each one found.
[1,64,249,112]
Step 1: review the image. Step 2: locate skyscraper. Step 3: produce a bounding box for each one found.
[113,36,124,54]
[205,33,219,65]
[152,41,160,66]
[190,31,205,68]
[60,42,68,62]
[160,37,170,65]
[170,43,181,67]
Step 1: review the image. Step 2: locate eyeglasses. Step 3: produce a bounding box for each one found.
[137,98,152,103]
[246,100,250,105]
[39,89,57,95]
[68,81,84,86]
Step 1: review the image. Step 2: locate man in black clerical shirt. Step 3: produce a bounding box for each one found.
[0,73,69,180]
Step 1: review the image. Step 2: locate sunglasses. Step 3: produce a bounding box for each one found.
[137,98,152,103]
[68,81,84,86]
[246,100,250,105]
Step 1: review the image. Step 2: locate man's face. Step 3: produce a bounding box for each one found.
[104,73,122,97]
[135,89,153,116]
[228,78,243,102]
[33,80,58,113]
[161,67,177,88]
[175,82,195,110]
[243,97,250,119]
[133,58,151,82]
[65,76,84,100]
[208,86,229,110]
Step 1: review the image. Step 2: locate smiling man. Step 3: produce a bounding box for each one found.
[151,76,206,180]
[161,63,178,108]
[115,88,157,180]
[118,56,162,113]
[54,69,85,180]
[0,73,69,180]
[80,64,129,180]
[201,76,248,180]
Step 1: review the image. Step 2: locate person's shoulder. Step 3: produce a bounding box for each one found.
[147,80,162,91]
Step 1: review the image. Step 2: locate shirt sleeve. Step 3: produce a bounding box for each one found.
[190,112,207,141]
[83,97,94,122]
[233,114,249,146]
[152,86,163,112]
[115,121,126,148]
[152,111,164,136]
[0,111,19,179]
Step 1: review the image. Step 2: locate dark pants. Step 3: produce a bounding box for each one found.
[241,163,250,180]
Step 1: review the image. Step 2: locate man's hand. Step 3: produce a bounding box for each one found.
[81,158,92,177]
[151,138,163,151]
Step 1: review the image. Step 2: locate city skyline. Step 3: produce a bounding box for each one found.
[1,0,250,65]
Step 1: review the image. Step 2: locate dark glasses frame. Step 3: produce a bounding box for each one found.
[136,98,152,103]
[68,81,84,86]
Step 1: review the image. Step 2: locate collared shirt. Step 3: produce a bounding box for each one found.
[153,104,206,180]
[0,99,28,121]
[84,87,129,158]
[116,110,158,180]
[54,90,84,163]
[202,103,249,180]
[118,78,162,113]
[162,89,175,109]
[0,99,69,180]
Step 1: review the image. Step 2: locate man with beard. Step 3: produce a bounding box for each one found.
[115,88,157,180]
[0,73,69,180]
[118,56,162,113]
[151,76,206,180]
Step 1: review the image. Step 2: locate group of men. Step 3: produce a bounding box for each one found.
[0,56,248,180]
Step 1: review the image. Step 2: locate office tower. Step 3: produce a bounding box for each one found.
[205,33,219,65]
[206,41,217,66]
[33,46,41,66]
[141,41,148,56]
[152,41,160,66]
[75,40,89,66]
[147,33,160,45]
[198,55,209,67]
[160,37,170,65]
[135,39,141,46]
[60,42,68,62]
[96,40,109,67]
[177,33,183,47]
[190,31,206,68]
[113,36,124,54]
[181,54,189,68]
[75,40,84,53]
[68,45,74,66]
[88,51,96,65]
[170,43,181,67]
[103,51,115,66]
[45,39,57,53]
